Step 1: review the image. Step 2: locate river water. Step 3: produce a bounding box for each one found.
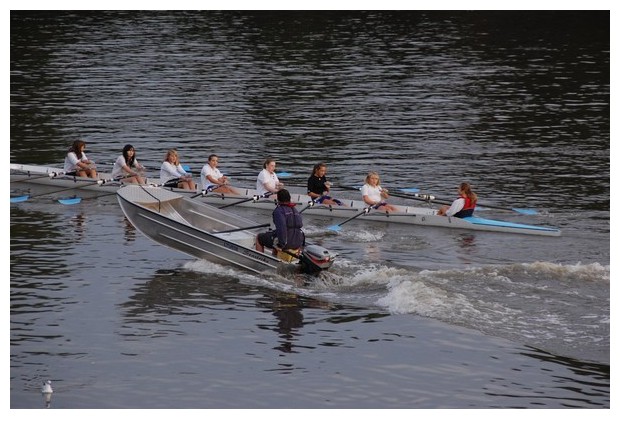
[9,11,610,414]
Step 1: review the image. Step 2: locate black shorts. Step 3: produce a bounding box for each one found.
[163,178,181,188]
[257,231,276,248]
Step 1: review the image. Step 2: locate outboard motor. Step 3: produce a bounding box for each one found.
[299,244,336,274]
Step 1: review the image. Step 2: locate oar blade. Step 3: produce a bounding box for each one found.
[277,171,293,178]
[399,187,421,193]
[513,208,538,215]
[10,195,29,203]
[58,197,82,205]
[327,224,342,232]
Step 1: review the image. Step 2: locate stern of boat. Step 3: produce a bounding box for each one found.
[299,244,336,274]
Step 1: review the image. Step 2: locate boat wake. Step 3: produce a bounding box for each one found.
[183,257,609,363]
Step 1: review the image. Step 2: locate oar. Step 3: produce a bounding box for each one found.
[228,171,293,178]
[327,204,379,232]
[299,199,317,214]
[56,179,117,204]
[394,189,538,215]
[338,184,421,193]
[473,204,538,215]
[219,192,274,209]
[190,184,223,199]
[11,178,110,203]
[212,223,271,234]
[10,171,65,184]
[57,191,117,205]
[390,190,445,204]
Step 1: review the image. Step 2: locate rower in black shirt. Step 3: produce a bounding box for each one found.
[307,162,342,206]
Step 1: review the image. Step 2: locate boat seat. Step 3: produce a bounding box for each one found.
[274,248,300,263]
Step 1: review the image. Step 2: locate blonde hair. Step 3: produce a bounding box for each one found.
[165,149,179,166]
[365,171,381,185]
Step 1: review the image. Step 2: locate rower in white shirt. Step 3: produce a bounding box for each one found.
[256,157,284,195]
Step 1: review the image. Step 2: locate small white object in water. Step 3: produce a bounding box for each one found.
[41,380,53,394]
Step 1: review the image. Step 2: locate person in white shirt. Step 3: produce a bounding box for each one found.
[160,149,196,190]
[200,154,236,193]
[256,157,284,195]
[112,144,146,184]
[63,140,97,178]
[361,171,398,213]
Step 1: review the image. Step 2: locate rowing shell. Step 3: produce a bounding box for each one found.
[10,164,560,236]
[198,185,561,237]
[10,163,158,193]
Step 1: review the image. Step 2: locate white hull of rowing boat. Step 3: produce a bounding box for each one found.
[11,164,560,236]
[10,163,158,193]
[198,186,561,237]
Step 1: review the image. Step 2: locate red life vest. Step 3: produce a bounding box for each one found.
[455,196,476,218]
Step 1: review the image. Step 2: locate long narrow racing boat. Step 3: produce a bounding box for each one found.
[197,185,561,237]
[116,186,336,275]
[12,163,560,236]
[10,163,157,194]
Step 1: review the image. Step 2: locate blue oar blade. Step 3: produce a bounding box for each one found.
[277,171,293,178]
[181,164,191,173]
[399,187,420,193]
[10,195,29,203]
[513,208,538,215]
[58,197,82,205]
[327,224,342,232]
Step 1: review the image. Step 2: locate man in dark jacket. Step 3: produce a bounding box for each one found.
[256,189,305,253]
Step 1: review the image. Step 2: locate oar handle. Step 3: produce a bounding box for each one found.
[219,192,273,209]
[190,184,223,199]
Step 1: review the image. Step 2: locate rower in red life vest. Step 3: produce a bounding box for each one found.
[437,182,478,218]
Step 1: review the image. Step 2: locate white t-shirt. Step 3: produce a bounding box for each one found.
[445,197,466,217]
[63,151,88,173]
[256,169,279,195]
[361,183,384,205]
[160,162,188,184]
[112,155,141,179]
[201,163,223,190]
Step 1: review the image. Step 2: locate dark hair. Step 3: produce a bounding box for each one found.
[208,154,218,162]
[69,139,86,155]
[276,189,291,203]
[312,162,326,175]
[122,144,136,167]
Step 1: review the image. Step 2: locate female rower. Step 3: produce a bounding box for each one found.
[256,157,284,195]
[307,162,342,206]
[112,144,146,184]
[64,139,97,178]
[437,182,478,217]
[361,171,398,213]
[200,154,236,194]
[160,149,196,190]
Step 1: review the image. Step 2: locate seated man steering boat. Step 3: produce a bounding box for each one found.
[256,189,305,261]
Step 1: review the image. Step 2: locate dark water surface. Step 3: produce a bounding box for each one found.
[9,11,609,414]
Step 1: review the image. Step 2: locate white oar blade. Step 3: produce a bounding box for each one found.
[58,197,82,205]
[10,195,29,203]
